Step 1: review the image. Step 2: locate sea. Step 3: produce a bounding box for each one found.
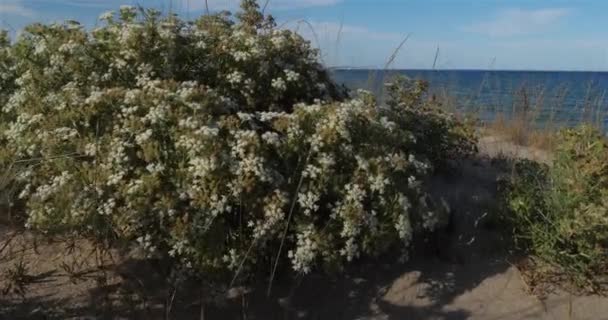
[330,69,608,128]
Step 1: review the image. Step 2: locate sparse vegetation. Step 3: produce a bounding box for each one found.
[502,125,608,292]
[3,259,30,298]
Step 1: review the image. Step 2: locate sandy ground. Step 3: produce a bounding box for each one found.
[1,138,607,320]
[478,135,552,164]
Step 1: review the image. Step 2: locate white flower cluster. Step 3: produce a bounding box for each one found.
[334,183,366,261]
[288,226,318,274]
[395,194,413,242]
[297,190,320,216]
[284,69,300,82]
[31,171,72,202]
[251,191,287,239]
[271,77,287,91]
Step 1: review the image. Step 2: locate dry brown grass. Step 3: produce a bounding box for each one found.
[483,113,557,151]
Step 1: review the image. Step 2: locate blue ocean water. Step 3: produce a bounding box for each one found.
[331,69,608,127]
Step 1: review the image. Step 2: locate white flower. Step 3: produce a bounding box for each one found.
[297,190,320,215]
[100,198,116,216]
[58,41,79,54]
[84,143,97,157]
[223,249,240,271]
[422,211,440,230]
[135,129,153,145]
[107,171,125,186]
[340,238,359,262]
[317,154,335,171]
[395,213,413,242]
[380,116,396,131]
[333,183,367,260]
[126,179,144,195]
[261,131,281,146]
[257,111,288,122]
[252,191,287,239]
[232,51,250,62]
[302,164,321,179]
[119,5,136,14]
[369,174,389,194]
[169,239,188,257]
[99,10,114,21]
[34,41,47,56]
[136,233,156,254]
[271,32,286,48]
[18,184,32,200]
[53,127,78,141]
[408,176,420,189]
[288,226,317,274]
[409,154,430,173]
[227,71,243,84]
[237,112,254,122]
[285,69,300,82]
[143,104,169,124]
[146,162,165,174]
[271,78,287,91]
[189,157,217,178]
[178,117,199,129]
[196,40,207,49]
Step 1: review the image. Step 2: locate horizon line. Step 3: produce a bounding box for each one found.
[328,67,608,73]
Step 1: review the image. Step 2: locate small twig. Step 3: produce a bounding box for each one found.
[262,0,270,14]
[291,19,326,66]
[229,239,257,288]
[368,34,411,97]
[200,278,206,320]
[432,45,440,70]
[166,286,177,320]
[13,153,86,164]
[384,33,411,70]
[0,231,19,259]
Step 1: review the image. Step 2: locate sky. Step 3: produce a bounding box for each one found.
[0,0,607,71]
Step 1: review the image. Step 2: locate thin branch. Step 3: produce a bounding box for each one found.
[0,231,20,260]
[368,34,411,99]
[293,19,326,66]
[229,238,258,288]
[262,0,271,14]
[228,150,309,291]
[165,286,177,320]
[383,33,411,70]
[432,45,440,70]
[267,150,312,296]
[13,153,87,164]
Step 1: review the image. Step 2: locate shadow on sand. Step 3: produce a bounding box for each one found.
[0,156,529,320]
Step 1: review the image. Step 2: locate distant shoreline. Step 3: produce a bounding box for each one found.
[329,68,608,74]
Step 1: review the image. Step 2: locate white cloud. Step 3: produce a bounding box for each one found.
[464,8,570,37]
[0,2,35,18]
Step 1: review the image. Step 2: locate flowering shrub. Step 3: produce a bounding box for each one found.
[0,1,471,279]
[503,125,608,290]
[385,76,478,168]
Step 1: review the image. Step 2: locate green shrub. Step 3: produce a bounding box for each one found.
[503,125,608,289]
[0,1,476,282]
